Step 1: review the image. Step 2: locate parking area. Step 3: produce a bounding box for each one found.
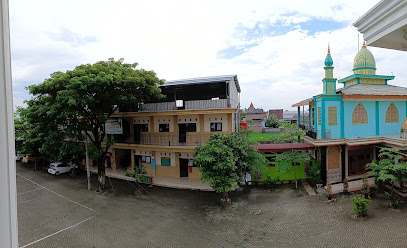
[16,161,407,248]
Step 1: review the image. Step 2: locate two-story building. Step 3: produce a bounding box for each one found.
[293,43,407,184]
[102,75,241,180]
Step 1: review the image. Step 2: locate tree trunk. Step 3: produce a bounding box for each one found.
[96,158,106,192]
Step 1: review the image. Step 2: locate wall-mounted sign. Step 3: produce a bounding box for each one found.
[105,118,123,134]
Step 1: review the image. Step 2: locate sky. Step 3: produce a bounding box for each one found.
[9,0,407,112]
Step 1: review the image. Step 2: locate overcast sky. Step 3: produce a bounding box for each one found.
[9,0,407,111]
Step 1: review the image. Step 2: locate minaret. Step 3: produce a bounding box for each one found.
[322,44,337,94]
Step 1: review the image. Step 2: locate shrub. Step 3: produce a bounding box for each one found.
[351,196,371,217]
[309,161,322,186]
[265,176,280,190]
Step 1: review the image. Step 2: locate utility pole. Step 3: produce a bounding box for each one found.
[0,0,19,246]
[85,135,91,190]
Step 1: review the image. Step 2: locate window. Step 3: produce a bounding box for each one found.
[328,107,337,126]
[352,103,368,125]
[141,156,151,164]
[318,107,321,125]
[385,102,399,123]
[161,158,171,166]
[159,124,170,132]
[210,122,222,131]
[185,123,196,132]
[136,124,148,132]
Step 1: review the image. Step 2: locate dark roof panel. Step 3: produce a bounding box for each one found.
[164,75,241,93]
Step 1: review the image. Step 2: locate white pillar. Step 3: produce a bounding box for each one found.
[0,0,19,247]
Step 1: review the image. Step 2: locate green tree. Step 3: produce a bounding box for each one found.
[27,58,164,191]
[366,147,407,206]
[272,121,305,144]
[14,107,51,170]
[194,132,267,202]
[265,114,280,128]
[271,121,309,189]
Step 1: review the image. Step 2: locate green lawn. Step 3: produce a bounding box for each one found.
[249,132,281,144]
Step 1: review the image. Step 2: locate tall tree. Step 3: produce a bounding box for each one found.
[194,132,267,202]
[271,121,308,189]
[27,58,164,191]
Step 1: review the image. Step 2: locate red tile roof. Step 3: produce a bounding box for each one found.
[252,143,315,152]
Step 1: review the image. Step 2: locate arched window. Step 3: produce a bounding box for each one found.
[352,103,368,125]
[385,103,399,123]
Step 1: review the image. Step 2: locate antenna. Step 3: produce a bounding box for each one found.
[358,33,360,52]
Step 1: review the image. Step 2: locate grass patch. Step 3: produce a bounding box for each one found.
[249,132,281,144]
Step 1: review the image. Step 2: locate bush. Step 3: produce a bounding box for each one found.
[351,196,371,217]
[265,176,280,190]
[309,161,322,186]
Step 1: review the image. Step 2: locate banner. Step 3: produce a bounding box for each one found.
[105,118,123,134]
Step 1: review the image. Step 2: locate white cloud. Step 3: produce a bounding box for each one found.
[10,0,406,112]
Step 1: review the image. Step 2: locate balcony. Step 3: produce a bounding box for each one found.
[134,99,229,112]
[109,133,212,147]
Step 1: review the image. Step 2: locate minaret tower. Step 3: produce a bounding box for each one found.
[322,44,337,95]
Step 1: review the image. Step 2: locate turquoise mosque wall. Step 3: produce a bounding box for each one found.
[343,101,377,138]
[378,101,406,135]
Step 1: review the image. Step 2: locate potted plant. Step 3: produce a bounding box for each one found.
[326,182,333,200]
[361,175,370,199]
[343,178,349,194]
[390,197,400,209]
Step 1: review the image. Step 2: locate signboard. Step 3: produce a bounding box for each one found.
[105,118,123,134]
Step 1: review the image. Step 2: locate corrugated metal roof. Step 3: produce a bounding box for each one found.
[164,75,241,92]
[252,143,315,152]
[292,97,314,107]
[337,84,407,95]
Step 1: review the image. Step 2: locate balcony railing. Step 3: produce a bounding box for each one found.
[107,133,212,146]
[137,99,229,112]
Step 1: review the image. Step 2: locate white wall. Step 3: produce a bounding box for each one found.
[0,0,18,246]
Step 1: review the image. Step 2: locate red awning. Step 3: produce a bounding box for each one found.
[251,143,315,153]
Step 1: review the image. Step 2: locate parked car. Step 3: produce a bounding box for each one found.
[22,154,44,164]
[16,152,24,161]
[48,162,73,176]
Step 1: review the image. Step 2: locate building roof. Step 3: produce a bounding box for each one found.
[164,75,241,93]
[252,143,315,153]
[338,84,407,96]
[337,73,395,84]
[292,97,314,107]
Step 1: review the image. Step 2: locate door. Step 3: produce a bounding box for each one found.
[179,124,186,143]
[179,158,189,177]
[134,125,141,144]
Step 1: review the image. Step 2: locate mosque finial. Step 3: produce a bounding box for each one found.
[362,41,366,48]
[328,43,330,54]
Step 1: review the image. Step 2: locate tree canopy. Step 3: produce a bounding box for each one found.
[194,132,267,201]
[26,58,164,190]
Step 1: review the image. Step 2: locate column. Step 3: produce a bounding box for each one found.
[0,0,18,246]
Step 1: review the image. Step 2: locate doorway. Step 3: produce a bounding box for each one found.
[179,158,189,177]
[179,124,187,143]
[348,147,373,176]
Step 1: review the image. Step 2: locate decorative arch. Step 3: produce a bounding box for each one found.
[352,103,368,125]
[385,102,399,123]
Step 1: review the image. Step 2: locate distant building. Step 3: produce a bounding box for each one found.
[268,109,283,121]
[245,103,267,132]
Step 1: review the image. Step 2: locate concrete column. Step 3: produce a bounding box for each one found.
[111,148,116,169]
[130,149,135,172]
[0,0,19,246]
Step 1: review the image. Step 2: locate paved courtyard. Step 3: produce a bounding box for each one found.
[16,162,407,248]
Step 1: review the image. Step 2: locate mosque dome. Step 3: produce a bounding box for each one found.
[353,41,376,74]
[324,46,333,67]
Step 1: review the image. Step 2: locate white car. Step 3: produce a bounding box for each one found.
[16,152,24,161]
[48,162,73,176]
